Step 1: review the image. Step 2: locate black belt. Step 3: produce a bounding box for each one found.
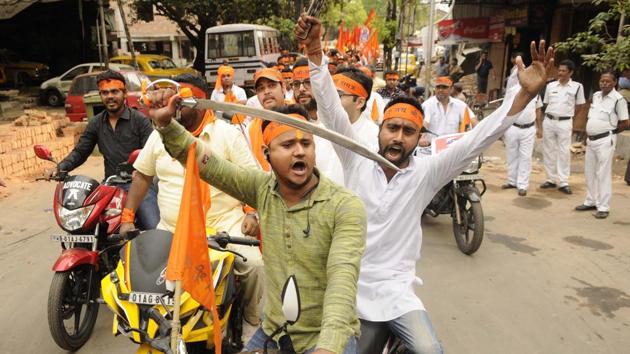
[546,114,572,121]
[588,130,617,141]
[513,121,535,129]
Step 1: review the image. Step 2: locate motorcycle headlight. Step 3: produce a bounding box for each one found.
[57,205,95,231]
[463,159,480,174]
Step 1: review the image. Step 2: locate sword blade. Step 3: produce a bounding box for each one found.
[188,99,400,171]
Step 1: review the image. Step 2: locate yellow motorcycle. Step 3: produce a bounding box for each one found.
[101,229,260,354]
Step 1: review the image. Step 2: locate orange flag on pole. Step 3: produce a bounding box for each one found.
[166,142,222,354]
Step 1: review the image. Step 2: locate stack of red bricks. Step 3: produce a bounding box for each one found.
[0,110,85,178]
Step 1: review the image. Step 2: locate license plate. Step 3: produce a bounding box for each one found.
[455,174,481,181]
[128,292,174,306]
[51,235,96,243]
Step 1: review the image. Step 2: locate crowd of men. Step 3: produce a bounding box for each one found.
[33,12,630,354]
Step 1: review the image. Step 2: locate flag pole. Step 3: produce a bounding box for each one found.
[170,280,183,353]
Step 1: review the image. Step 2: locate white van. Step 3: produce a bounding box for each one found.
[205,24,281,88]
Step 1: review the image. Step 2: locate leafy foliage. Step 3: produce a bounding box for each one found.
[555,0,630,72]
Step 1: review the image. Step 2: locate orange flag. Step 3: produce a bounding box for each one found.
[365,9,376,29]
[166,142,222,354]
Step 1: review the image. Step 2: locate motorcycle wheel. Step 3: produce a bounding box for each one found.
[47,265,99,350]
[452,199,484,255]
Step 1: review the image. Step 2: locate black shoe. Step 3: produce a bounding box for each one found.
[540,181,557,189]
[502,183,517,189]
[594,211,609,219]
[575,204,597,211]
[558,186,572,195]
[518,189,527,196]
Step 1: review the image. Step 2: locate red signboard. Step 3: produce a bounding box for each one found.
[438,18,489,44]
[488,16,505,42]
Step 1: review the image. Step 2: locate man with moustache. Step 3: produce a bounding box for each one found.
[575,71,628,219]
[145,90,367,353]
[291,58,344,184]
[119,74,263,336]
[297,14,553,353]
[51,69,158,229]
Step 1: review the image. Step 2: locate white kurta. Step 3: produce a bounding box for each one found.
[310,56,522,321]
[210,84,248,121]
[351,116,379,152]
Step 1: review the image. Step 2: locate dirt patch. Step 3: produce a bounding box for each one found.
[613,221,630,226]
[484,215,495,222]
[571,278,630,318]
[487,232,540,255]
[563,236,613,251]
[512,196,552,210]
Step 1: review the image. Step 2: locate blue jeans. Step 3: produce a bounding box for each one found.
[358,310,443,354]
[120,181,160,230]
[243,327,358,354]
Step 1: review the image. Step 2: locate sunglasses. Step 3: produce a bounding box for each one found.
[291,80,311,90]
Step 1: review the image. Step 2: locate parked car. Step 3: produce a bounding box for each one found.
[64,70,150,122]
[109,54,197,80]
[40,62,134,106]
[0,48,50,86]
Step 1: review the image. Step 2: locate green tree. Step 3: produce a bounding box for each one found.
[130,0,281,72]
[555,0,630,72]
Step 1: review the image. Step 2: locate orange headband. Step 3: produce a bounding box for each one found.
[179,83,207,99]
[262,114,307,145]
[383,103,423,129]
[98,79,125,91]
[333,74,368,98]
[282,71,294,79]
[385,73,400,80]
[293,66,310,80]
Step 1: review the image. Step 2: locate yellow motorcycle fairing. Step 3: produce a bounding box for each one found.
[101,244,236,348]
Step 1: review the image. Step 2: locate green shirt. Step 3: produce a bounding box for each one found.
[158,120,366,353]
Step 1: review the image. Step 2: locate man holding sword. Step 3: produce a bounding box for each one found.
[295,13,554,354]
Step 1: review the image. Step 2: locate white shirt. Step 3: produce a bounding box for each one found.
[134,119,257,234]
[211,84,248,120]
[586,89,629,135]
[514,95,543,125]
[310,55,522,321]
[543,79,586,117]
[421,96,475,139]
[352,115,379,152]
[360,91,385,124]
[313,120,345,185]
[285,89,294,101]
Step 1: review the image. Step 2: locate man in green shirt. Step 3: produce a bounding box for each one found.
[146,92,366,354]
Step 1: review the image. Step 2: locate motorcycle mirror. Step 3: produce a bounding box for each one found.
[127,149,141,165]
[280,275,301,325]
[33,145,54,162]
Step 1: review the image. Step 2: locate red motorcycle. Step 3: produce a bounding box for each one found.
[34,145,139,351]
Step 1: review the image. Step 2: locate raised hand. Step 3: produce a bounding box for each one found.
[516,41,554,97]
[147,88,180,128]
[295,14,323,51]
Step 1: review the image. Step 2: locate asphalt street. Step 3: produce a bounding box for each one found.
[0,141,629,354]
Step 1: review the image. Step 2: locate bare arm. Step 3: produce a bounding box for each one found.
[124,171,152,212]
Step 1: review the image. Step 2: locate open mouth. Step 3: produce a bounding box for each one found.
[385,145,404,159]
[290,161,307,176]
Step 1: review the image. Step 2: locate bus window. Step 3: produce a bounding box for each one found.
[206,31,256,59]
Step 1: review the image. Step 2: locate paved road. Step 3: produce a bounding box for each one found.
[0,142,629,354]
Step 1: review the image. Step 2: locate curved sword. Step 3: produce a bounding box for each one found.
[181,98,400,171]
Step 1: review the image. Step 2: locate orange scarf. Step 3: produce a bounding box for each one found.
[371,100,379,122]
[192,110,216,215]
[248,118,270,172]
[224,90,246,124]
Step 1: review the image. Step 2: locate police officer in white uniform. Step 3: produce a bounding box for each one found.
[575,71,629,219]
[502,66,542,196]
[540,59,586,194]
